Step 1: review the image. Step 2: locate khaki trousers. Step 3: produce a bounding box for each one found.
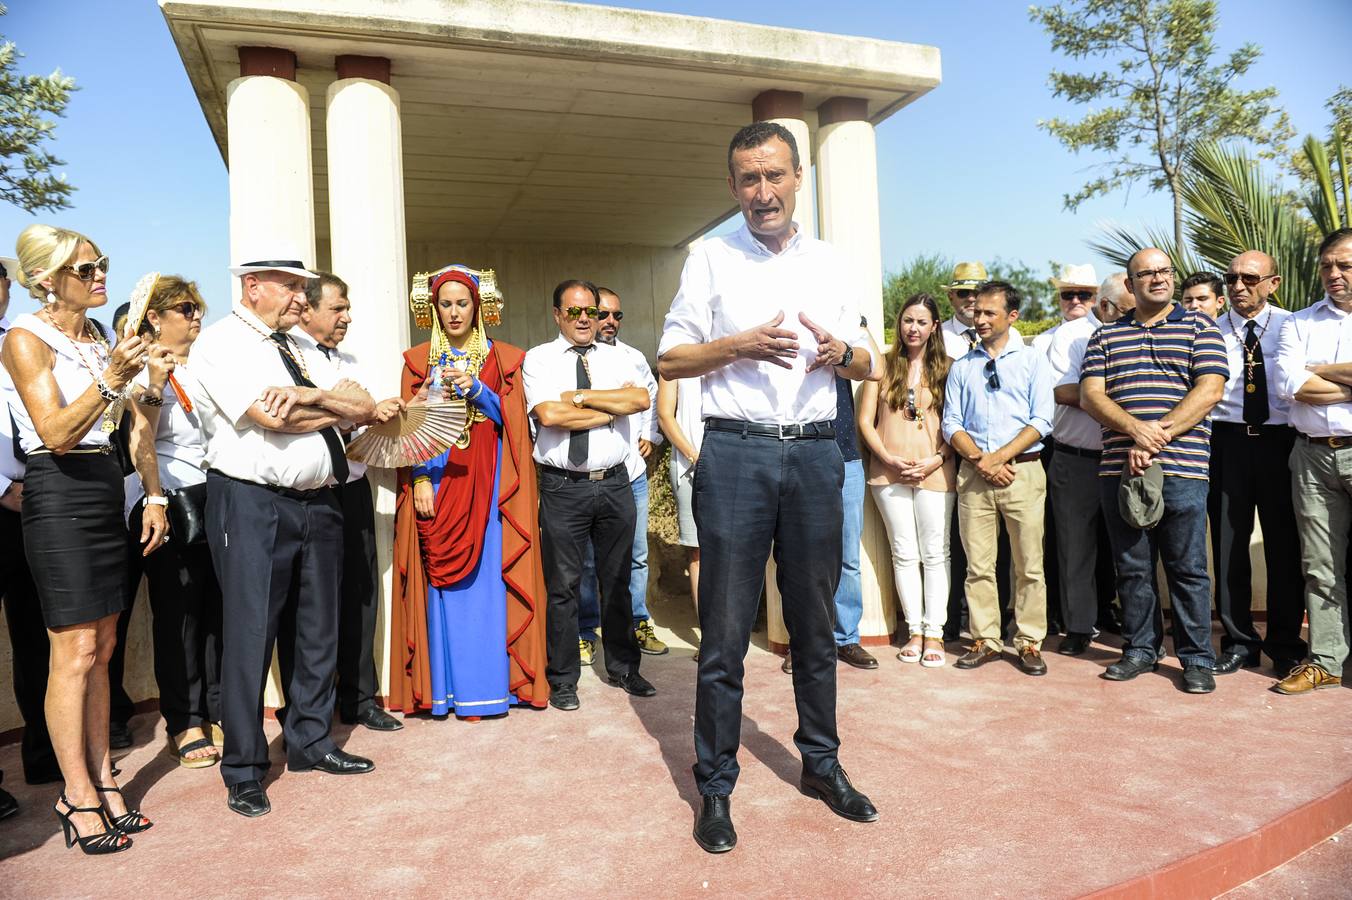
[958,459,1048,651]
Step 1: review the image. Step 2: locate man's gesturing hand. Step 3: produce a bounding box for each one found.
[799,313,847,373]
[734,311,799,369]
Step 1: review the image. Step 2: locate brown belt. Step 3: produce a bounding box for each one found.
[1303,434,1352,449]
[1013,452,1040,464]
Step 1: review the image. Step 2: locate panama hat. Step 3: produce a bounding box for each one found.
[229,257,318,279]
[944,261,989,291]
[1051,263,1100,291]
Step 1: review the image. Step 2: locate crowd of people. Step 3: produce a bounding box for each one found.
[0,121,1350,857]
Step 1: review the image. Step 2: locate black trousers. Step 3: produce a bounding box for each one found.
[334,477,379,718]
[108,536,142,728]
[123,502,223,735]
[693,430,842,796]
[0,507,58,784]
[1207,424,1308,663]
[539,467,640,687]
[1040,444,1062,633]
[207,473,342,786]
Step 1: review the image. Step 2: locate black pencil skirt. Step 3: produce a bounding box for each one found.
[21,449,129,629]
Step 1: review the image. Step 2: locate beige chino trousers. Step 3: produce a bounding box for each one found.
[957,459,1048,651]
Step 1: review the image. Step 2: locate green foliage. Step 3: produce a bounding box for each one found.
[882,253,1058,328]
[0,4,77,213]
[1029,0,1292,250]
[1014,317,1061,338]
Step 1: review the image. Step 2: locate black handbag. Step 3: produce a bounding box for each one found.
[165,482,208,546]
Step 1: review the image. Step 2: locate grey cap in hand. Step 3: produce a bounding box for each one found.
[1118,461,1165,530]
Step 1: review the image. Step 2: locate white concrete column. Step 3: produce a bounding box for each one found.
[326,57,409,698]
[816,97,896,645]
[753,90,816,240]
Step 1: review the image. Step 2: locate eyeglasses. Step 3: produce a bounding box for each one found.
[1060,290,1094,302]
[62,256,110,281]
[563,305,599,320]
[596,310,624,321]
[1130,265,1174,282]
[952,289,975,300]
[902,387,920,422]
[984,358,1000,390]
[1223,272,1277,287]
[167,301,201,318]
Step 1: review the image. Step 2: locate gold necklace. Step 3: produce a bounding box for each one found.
[40,309,123,433]
[232,311,313,382]
[436,328,489,449]
[1224,307,1273,394]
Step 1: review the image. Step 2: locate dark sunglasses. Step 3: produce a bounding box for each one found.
[1060,290,1094,302]
[1224,272,1276,287]
[984,358,1000,390]
[952,289,975,300]
[563,305,599,320]
[63,256,110,281]
[167,301,201,318]
[596,310,624,321]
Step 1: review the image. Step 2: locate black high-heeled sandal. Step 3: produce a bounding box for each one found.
[93,784,153,833]
[53,794,132,855]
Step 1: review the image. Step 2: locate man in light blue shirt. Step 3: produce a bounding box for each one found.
[942,280,1055,675]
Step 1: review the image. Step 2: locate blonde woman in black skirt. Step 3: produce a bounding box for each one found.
[2,225,170,854]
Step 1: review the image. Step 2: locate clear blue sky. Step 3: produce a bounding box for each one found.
[1,0,1347,327]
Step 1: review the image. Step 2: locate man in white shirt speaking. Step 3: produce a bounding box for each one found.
[659,121,880,854]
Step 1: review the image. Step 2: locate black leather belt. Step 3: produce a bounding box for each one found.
[704,418,836,440]
[1046,437,1100,459]
[208,468,333,501]
[1213,421,1294,438]
[1302,434,1352,449]
[539,463,626,482]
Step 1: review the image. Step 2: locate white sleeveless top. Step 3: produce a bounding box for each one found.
[6,312,113,452]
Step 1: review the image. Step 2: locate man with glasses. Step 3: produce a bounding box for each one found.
[942,280,1055,675]
[1205,252,1305,678]
[1181,272,1226,320]
[575,286,667,664]
[1081,248,1228,694]
[523,279,654,712]
[1273,227,1352,695]
[1096,271,1134,325]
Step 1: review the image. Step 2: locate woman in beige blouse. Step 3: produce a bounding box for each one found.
[857,293,957,667]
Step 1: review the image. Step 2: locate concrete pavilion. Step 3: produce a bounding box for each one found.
[142,0,940,705]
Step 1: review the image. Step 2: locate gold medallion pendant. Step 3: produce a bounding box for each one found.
[101,416,117,433]
[1245,383,1257,394]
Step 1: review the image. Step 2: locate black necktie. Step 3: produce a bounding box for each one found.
[568,345,593,468]
[318,344,333,360]
[964,328,978,350]
[1242,321,1268,426]
[270,332,349,483]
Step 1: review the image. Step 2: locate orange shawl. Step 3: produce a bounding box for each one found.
[387,340,550,712]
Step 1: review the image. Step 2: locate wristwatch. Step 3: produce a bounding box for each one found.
[572,392,585,408]
[838,346,855,369]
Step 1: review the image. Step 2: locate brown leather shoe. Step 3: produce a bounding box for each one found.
[836,643,879,669]
[1273,663,1340,695]
[1018,645,1047,676]
[954,643,1000,669]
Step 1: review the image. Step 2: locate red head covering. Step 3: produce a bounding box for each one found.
[429,268,480,310]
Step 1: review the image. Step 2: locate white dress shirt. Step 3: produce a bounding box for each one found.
[523,335,639,471]
[292,329,368,482]
[1041,312,1104,450]
[1211,305,1291,425]
[0,318,24,496]
[943,315,1023,361]
[611,338,661,482]
[658,223,867,425]
[123,365,209,518]
[190,305,336,490]
[1276,297,1352,437]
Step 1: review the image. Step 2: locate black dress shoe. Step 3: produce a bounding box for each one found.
[1102,655,1160,681]
[693,794,736,853]
[108,720,132,750]
[343,707,404,732]
[227,780,270,818]
[548,685,579,711]
[607,671,657,698]
[1213,650,1260,675]
[1057,633,1092,656]
[1182,665,1216,694]
[799,764,878,823]
[295,749,375,775]
[837,643,879,669]
[0,786,18,822]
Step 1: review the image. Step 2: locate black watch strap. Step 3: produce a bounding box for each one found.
[838,346,854,369]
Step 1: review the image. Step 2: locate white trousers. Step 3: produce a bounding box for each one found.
[871,483,955,638]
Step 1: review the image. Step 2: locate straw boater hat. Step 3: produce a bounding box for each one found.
[1050,263,1100,291]
[228,257,318,279]
[944,261,988,291]
[0,256,17,281]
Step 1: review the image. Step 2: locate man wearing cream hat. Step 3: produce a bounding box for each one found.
[941,261,1023,360]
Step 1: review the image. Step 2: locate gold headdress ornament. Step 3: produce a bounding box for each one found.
[409,265,504,329]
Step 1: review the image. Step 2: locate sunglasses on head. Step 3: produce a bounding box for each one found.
[563,305,599,320]
[63,256,110,281]
[1223,272,1276,287]
[1060,290,1093,302]
[984,357,1000,390]
[596,309,624,321]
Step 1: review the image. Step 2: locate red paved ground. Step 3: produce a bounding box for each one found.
[1223,825,1352,898]
[1,618,1349,898]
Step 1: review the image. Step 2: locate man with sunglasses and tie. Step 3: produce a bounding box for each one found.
[191,258,378,817]
[523,279,654,712]
[1204,252,1306,679]
[942,280,1055,675]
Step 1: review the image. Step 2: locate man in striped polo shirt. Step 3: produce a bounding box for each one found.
[1080,247,1229,693]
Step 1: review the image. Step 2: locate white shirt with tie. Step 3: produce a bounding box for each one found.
[291,329,369,483]
[1213,305,1291,425]
[190,305,336,490]
[523,335,640,471]
[1276,296,1352,437]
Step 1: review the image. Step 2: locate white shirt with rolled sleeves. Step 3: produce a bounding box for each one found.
[523,335,639,471]
[1211,306,1291,425]
[612,337,661,482]
[291,329,368,482]
[658,223,867,425]
[1042,312,1105,450]
[1275,297,1352,437]
[189,305,336,490]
